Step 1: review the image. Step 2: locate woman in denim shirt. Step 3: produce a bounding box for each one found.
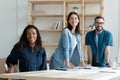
[6,25,47,72]
[50,12,86,69]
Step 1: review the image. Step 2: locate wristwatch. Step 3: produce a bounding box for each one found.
[106,63,109,66]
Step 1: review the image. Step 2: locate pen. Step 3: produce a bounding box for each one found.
[84,67,91,69]
[79,67,91,69]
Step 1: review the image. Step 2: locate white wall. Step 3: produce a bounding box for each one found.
[0,0,17,58]
[0,0,120,62]
[0,0,28,58]
[117,0,120,63]
[17,0,28,37]
[104,0,119,61]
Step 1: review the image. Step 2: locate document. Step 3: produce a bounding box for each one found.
[99,67,120,73]
[55,67,120,73]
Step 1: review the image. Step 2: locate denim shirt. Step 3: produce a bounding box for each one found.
[50,28,83,69]
[85,29,113,67]
[6,44,47,72]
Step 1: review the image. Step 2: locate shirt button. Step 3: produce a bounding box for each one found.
[34,65,37,70]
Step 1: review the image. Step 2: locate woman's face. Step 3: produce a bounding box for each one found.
[68,14,79,29]
[27,28,37,44]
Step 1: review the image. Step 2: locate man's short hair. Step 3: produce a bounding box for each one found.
[94,16,104,21]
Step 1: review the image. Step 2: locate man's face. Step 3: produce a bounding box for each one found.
[94,18,104,32]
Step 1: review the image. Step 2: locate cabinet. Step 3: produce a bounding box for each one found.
[28,0,104,60]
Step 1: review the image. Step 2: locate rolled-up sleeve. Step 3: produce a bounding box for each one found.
[61,29,70,59]
[106,32,113,46]
[6,44,19,68]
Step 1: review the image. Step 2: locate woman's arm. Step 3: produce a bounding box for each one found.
[79,58,85,66]
[7,64,15,73]
[80,58,91,67]
[65,58,74,68]
[6,44,19,73]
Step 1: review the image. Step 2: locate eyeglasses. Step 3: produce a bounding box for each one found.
[95,22,104,25]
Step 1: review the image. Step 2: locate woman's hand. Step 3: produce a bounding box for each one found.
[84,64,92,67]
[80,58,92,67]
[66,59,75,69]
[7,64,15,73]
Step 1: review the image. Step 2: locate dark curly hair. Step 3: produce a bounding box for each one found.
[16,25,42,51]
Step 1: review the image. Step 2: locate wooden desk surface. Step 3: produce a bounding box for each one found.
[0,70,120,80]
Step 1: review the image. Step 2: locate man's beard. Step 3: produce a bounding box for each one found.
[95,27,103,32]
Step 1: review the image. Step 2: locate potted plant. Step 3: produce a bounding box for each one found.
[73,6,79,12]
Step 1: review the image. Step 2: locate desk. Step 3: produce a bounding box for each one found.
[0,70,120,80]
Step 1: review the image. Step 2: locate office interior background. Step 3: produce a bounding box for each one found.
[0,0,120,63]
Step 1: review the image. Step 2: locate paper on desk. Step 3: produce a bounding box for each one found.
[99,67,120,73]
[74,67,120,73]
[55,67,120,73]
[65,67,100,74]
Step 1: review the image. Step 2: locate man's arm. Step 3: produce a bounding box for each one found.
[87,45,93,65]
[105,46,111,66]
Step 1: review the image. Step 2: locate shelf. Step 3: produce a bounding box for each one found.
[31,14,63,18]
[85,14,101,17]
[66,0,82,4]
[84,0,101,4]
[30,0,101,5]
[30,0,84,4]
[65,14,82,17]
[30,0,63,5]
[39,29,62,32]
[84,29,93,31]
[43,42,58,46]
[28,0,104,60]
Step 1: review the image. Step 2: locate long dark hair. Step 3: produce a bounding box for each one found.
[16,25,42,51]
[67,12,81,34]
